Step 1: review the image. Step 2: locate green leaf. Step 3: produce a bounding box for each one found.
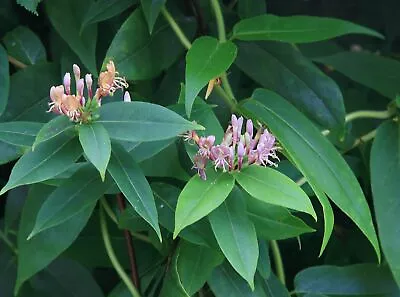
[0,141,25,166]
[0,122,43,147]
[0,63,59,122]
[127,138,176,162]
[257,241,271,279]
[4,186,28,231]
[98,101,203,142]
[371,121,400,286]
[0,45,9,117]
[0,133,82,195]
[240,88,380,260]
[246,195,315,240]
[33,116,75,149]
[46,0,97,74]
[0,248,16,297]
[177,241,223,295]
[235,166,316,219]
[208,188,258,289]
[314,52,400,100]
[15,184,95,293]
[79,123,111,181]
[231,14,384,42]
[141,0,167,33]
[16,0,42,15]
[238,0,266,19]
[294,264,399,295]
[104,8,196,80]
[174,170,235,238]
[107,143,161,240]
[81,0,136,31]
[29,165,108,238]
[235,41,345,130]
[185,36,237,117]
[3,26,46,65]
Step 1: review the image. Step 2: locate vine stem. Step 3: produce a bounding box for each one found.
[345,110,393,122]
[0,229,17,254]
[99,200,142,297]
[160,7,192,50]
[270,240,286,285]
[8,56,27,68]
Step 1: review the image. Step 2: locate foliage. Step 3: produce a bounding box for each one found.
[1,0,400,296]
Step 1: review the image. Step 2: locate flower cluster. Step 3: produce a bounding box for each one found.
[185,115,280,180]
[48,61,130,123]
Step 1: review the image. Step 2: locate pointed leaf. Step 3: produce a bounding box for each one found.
[30,165,109,238]
[98,101,203,142]
[239,88,380,260]
[235,166,316,219]
[235,41,345,130]
[79,123,111,180]
[16,0,42,15]
[185,36,237,117]
[15,184,95,293]
[33,115,75,149]
[232,15,384,42]
[0,45,9,117]
[371,121,400,286]
[174,170,235,237]
[0,133,82,195]
[107,143,161,240]
[0,122,43,147]
[238,0,266,19]
[141,0,167,33]
[209,188,258,289]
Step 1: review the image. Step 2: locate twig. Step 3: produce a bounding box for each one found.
[270,240,286,285]
[8,56,27,69]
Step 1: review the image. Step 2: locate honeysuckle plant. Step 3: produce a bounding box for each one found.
[1,0,400,297]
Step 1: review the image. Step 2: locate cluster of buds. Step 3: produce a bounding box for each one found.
[185,115,280,180]
[48,61,130,123]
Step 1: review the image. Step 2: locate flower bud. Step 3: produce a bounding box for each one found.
[63,73,71,95]
[77,78,84,97]
[237,141,245,170]
[246,119,253,138]
[85,74,93,98]
[123,91,131,102]
[73,64,81,83]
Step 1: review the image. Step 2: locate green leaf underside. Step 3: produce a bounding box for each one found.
[240,88,380,260]
[33,116,75,149]
[209,188,258,289]
[15,184,95,293]
[174,170,235,238]
[371,121,400,286]
[98,101,203,142]
[107,143,161,240]
[79,123,111,180]
[185,36,237,117]
[232,14,384,42]
[0,45,10,117]
[29,165,108,238]
[234,41,345,130]
[0,133,82,195]
[0,122,43,147]
[235,166,316,219]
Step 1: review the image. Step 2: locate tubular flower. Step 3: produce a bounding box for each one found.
[47,61,129,123]
[184,114,280,180]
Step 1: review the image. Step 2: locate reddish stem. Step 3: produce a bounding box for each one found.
[116,193,141,291]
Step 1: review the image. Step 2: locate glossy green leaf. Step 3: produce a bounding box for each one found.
[33,116,75,149]
[0,141,25,166]
[81,0,136,30]
[107,143,161,240]
[0,133,82,195]
[0,45,9,117]
[0,63,59,122]
[240,89,380,260]
[235,166,316,218]
[0,122,43,147]
[79,123,111,180]
[141,0,166,33]
[235,41,345,130]
[15,184,95,293]
[371,121,400,286]
[294,264,399,295]
[125,138,176,162]
[4,186,28,232]
[174,170,235,238]
[246,195,315,240]
[29,166,109,238]
[257,241,271,279]
[238,0,266,19]
[314,52,400,100]
[209,188,258,289]
[16,0,42,14]
[98,101,203,142]
[232,14,384,42]
[185,36,237,117]
[104,8,196,80]
[46,0,97,74]
[177,241,223,295]
[3,26,46,65]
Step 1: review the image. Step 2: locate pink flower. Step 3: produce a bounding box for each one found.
[210,145,231,171]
